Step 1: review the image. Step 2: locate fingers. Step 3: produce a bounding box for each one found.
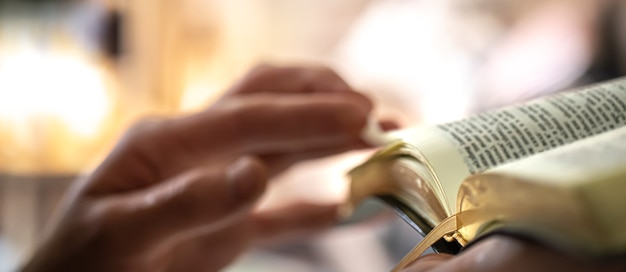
[456,237,626,272]
[225,65,353,96]
[402,236,626,272]
[401,254,454,272]
[103,157,268,251]
[198,92,373,153]
[164,203,341,272]
[85,91,372,195]
[148,92,372,176]
[83,64,377,196]
[251,203,340,245]
[379,120,401,131]
[445,237,582,272]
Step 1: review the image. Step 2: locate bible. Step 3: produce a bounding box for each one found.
[345,77,626,271]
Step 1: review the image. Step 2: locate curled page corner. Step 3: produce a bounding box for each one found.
[360,117,399,147]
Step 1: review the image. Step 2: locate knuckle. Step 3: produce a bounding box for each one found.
[167,171,224,221]
[113,117,173,179]
[124,118,167,145]
[231,64,282,94]
[167,188,199,219]
[221,101,260,146]
[121,117,175,155]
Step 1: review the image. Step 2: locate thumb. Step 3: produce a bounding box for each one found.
[401,254,454,272]
[109,156,268,250]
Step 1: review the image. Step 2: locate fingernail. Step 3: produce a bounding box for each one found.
[380,120,401,132]
[227,157,267,201]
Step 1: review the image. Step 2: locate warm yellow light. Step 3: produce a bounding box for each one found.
[0,34,117,174]
[0,47,111,137]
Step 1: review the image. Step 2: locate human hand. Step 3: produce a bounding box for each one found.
[402,236,626,272]
[23,65,395,272]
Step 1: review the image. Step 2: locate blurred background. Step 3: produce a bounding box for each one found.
[1,0,625,271]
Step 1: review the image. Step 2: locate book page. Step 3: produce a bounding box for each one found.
[394,77,626,213]
[388,127,469,214]
[473,126,626,249]
[394,127,626,270]
[437,78,626,174]
[488,126,626,186]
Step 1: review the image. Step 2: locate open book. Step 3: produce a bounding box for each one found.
[346,77,626,271]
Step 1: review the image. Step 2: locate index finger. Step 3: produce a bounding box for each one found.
[174,91,372,156]
[102,91,372,183]
[224,65,354,96]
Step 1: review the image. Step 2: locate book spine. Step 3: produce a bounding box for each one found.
[435,77,626,173]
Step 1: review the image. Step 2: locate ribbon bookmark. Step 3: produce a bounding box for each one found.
[391,215,458,272]
[391,208,501,271]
